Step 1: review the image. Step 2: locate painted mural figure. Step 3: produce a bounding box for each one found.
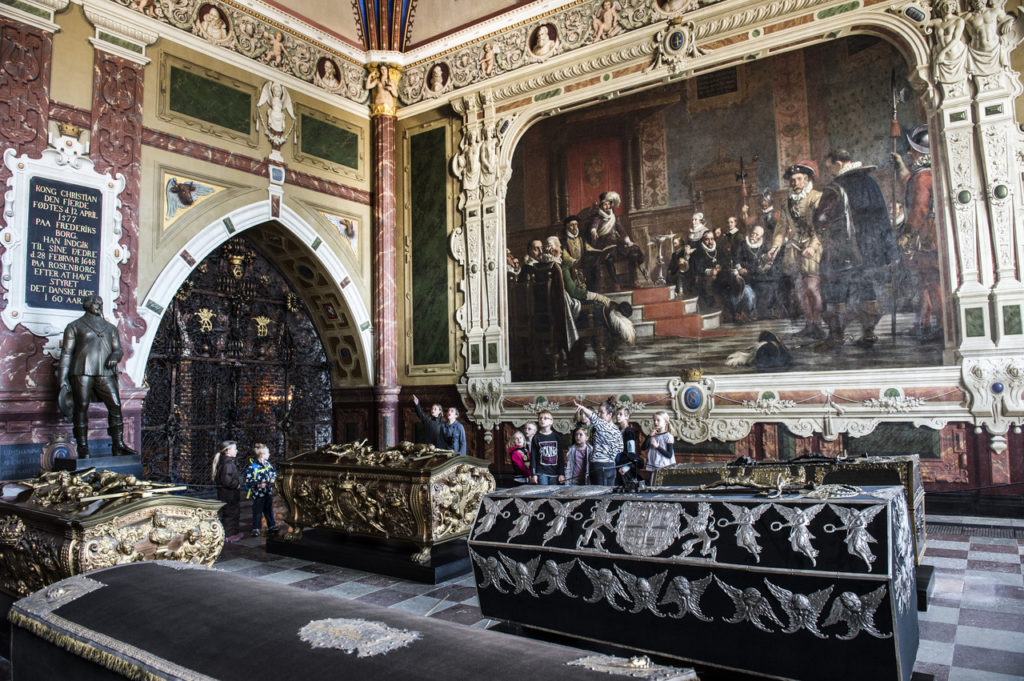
[583,191,647,290]
[562,215,584,270]
[542,236,636,374]
[58,296,138,459]
[769,162,824,340]
[892,126,942,340]
[813,149,898,349]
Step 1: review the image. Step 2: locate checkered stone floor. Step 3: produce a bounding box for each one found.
[216,514,1024,681]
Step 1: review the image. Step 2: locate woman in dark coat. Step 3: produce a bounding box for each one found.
[213,440,244,543]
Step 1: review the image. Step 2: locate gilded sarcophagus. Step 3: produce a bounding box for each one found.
[0,468,224,598]
[469,484,918,681]
[278,441,495,562]
[652,455,926,564]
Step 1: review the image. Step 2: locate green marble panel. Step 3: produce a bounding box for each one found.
[817,1,859,19]
[0,0,48,18]
[300,114,359,169]
[1003,304,1022,335]
[965,307,986,337]
[169,66,251,134]
[410,126,450,366]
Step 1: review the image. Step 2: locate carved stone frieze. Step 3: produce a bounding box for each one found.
[106,0,368,104]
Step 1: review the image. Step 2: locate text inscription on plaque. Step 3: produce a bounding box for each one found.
[25,177,102,310]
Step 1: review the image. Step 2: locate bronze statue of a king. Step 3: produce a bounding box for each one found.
[57,295,137,458]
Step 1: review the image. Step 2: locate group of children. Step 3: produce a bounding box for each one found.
[412,395,467,455]
[212,440,280,543]
[506,402,676,486]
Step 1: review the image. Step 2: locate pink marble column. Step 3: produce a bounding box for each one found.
[0,20,55,395]
[88,50,148,452]
[0,19,62,462]
[372,110,399,448]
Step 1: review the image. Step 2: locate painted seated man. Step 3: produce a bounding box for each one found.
[583,191,647,291]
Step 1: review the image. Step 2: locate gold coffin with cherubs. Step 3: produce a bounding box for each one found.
[277,440,495,562]
[0,468,224,598]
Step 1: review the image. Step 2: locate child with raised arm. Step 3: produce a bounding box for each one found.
[574,400,623,486]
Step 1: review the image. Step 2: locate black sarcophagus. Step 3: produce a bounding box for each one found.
[469,485,918,681]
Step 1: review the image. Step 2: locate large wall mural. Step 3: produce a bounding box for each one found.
[504,37,940,381]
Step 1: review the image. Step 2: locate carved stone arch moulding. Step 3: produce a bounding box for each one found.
[127,201,373,387]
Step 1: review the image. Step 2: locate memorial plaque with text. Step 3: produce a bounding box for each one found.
[25,178,102,310]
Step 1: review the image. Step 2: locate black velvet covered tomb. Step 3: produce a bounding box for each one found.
[9,561,696,681]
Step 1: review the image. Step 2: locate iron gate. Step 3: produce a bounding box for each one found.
[141,235,333,485]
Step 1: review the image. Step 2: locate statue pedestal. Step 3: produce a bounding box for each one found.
[53,454,143,478]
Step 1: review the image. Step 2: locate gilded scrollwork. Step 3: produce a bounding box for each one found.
[0,477,221,598]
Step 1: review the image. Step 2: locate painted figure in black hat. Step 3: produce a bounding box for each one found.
[892,125,941,340]
[814,148,898,348]
[770,162,824,339]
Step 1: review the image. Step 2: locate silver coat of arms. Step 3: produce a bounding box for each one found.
[615,502,680,556]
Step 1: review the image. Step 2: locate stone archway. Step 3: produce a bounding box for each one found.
[140,233,334,483]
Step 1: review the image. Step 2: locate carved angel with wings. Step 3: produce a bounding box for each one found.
[535,558,577,597]
[580,563,630,611]
[469,549,511,593]
[828,504,885,569]
[716,577,783,633]
[257,81,295,156]
[614,566,668,616]
[765,580,833,638]
[772,503,824,566]
[500,553,541,596]
[822,586,891,640]
[659,574,712,621]
[721,502,771,562]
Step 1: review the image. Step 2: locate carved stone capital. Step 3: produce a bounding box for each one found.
[961,357,1024,435]
[460,376,507,435]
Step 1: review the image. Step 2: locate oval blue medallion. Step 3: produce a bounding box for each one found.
[991,382,1004,394]
[683,386,703,411]
[668,31,684,52]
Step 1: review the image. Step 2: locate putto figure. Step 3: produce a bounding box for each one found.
[58,295,137,458]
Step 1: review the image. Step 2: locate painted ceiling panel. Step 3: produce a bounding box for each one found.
[403,0,531,48]
[259,0,365,46]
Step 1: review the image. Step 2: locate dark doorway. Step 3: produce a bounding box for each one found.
[141,234,333,485]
